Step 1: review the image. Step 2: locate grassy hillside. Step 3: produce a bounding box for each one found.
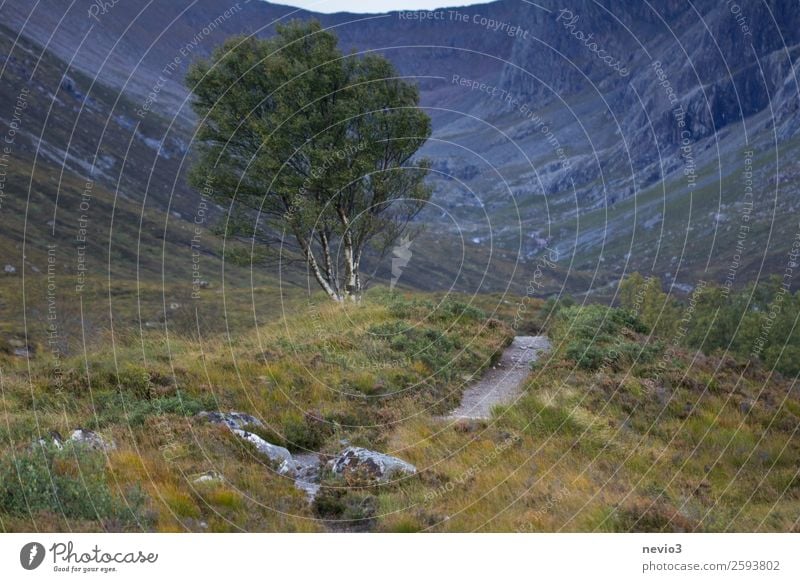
[1,288,797,532]
[0,290,512,532]
[384,301,799,532]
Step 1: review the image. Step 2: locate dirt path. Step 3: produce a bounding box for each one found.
[445,335,550,420]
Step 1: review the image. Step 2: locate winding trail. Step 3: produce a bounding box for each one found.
[445,335,550,420]
[290,336,549,499]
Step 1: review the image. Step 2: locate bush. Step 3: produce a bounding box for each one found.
[554,305,653,371]
[0,444,149,528]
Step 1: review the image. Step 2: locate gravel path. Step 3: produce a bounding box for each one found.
[445,335,550,420]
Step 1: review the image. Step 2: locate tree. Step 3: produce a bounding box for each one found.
[186,20,432,301]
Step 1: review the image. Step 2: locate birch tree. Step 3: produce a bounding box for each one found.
[186,20,431,301]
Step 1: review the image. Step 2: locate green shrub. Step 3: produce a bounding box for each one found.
[554,305,653,371]
[117,364,152,399]
[0,444,149,528]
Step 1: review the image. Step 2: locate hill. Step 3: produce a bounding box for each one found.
[1,290,796,532]
[3,1,800,296]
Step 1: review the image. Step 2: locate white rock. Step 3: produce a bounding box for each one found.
[69,429,115,451]
[232,429,295,476]
[329,446,416,482]
[197,411,264,430]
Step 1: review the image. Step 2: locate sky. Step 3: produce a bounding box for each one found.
[271,0,495,14]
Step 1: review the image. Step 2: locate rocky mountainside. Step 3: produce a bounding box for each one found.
[2,0,799,296]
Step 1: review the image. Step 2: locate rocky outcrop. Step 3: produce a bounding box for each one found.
[328,447,417,482]
[69,429,115,451]
[197,411,263,430]
[293,452,322,499]
[197,410,297,476]
[232,429,295,476]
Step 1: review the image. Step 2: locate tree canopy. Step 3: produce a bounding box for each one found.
[186,20,432,300]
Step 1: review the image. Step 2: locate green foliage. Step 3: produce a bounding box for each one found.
[0,444,149,527]
[186,20,432,300]
[539,295,575,328]
[372,323,461,372]
[620,273,800,376]
[117,364,152,399]
[313,473,378,529]
[619,273,682,337]
[553,304,654,371]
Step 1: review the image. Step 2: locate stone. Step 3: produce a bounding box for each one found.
[35,430,64,450]
[197,411,264,430]
[69,429,115,451]
[329,446,416,482]
[193,471,223,483]
[232,429,295,476]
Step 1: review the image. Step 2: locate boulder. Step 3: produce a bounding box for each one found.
[232,429,295,476]
[69,429,115,451]
[197,411,263,430]
[193,471,223,484]
[35,430,64,450]
[329,446,416,482]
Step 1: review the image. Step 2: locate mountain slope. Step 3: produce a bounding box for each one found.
[2,0,799,299]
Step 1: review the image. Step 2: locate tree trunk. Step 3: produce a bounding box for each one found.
[338,208,361,301]
[297,232,341,301]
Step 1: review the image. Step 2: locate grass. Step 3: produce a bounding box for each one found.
[1,288,797,532]
[0,288,512,531]
[376,301,800,533]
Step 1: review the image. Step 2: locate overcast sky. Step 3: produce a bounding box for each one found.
[272,1,495,14]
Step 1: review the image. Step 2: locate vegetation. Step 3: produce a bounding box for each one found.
[0,290,509,531]
[186,21,432,301]
[620,273,800,377]
[2,282,797,532]
[0,443,150,531]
